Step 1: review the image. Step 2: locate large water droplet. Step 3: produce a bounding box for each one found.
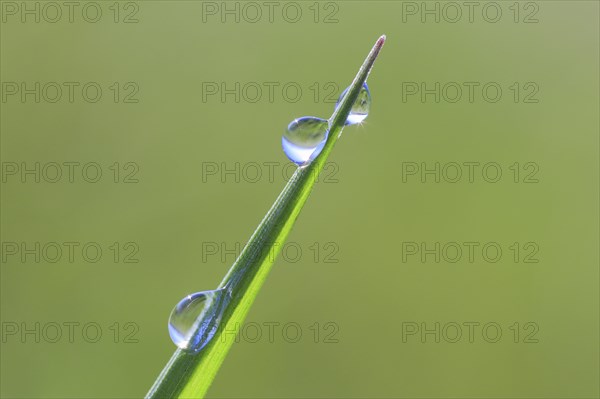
[282,117,329,165]
[168,289,228,353]
[335,82,371,125]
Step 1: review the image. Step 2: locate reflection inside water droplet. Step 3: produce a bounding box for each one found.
[335,82,371,125]
[168,288,228,353]
[282,116,329,165]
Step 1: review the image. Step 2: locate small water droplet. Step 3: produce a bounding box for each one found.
[168,289,228,353]
[282,116,329,165]
[335,82,371,125]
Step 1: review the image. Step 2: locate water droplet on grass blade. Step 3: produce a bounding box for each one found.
[282,116,329,165]
[335,82,371,125]
[168,289,228,353]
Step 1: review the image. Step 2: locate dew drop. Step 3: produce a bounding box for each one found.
[282,116,329,165]
[335,82,371,125]
[168,288,228,353]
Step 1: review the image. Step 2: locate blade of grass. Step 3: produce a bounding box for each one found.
[146,35,386,399]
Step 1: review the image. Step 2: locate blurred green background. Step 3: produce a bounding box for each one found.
[1,1,598,398]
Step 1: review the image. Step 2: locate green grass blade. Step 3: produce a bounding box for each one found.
[146,35,386,399]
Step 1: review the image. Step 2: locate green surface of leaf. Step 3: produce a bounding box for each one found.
[146,35,386,399]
